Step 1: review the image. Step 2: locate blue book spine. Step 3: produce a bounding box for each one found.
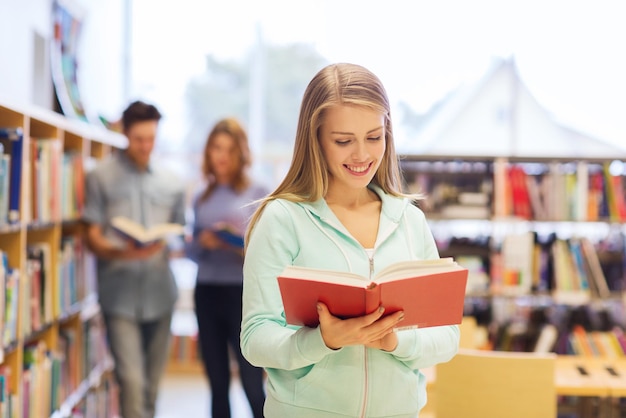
[0,154,10,225]
[0,128,24,224]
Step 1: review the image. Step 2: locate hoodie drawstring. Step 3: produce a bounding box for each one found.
[304,210,353,272]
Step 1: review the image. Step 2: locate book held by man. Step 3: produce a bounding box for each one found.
[110,216,185,246]
[277,257,468,329]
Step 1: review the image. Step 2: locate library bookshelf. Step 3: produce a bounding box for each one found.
[0,99,125,417]
[403,155,626,416]
[400,154,626,354]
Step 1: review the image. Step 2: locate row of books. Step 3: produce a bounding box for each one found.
[2,235,93,345]
[0,127,86,226]
[566,324,626,357]
[405,158,626,222]
[58,236,94,315]
[493,232,618,301]
[495,159,626,222]
[0,153,10,228]
[82,316,110,384]
[0,315,112,418]
[65,375,119,418]
[0,339,71,418]
[468,294,626,354]
[405,160,493,219]
[30,139,63,224]
[1,251,19,348]
[25,243,54,334]
[50,317,114,418]
[56,327,80,409]
[451,231,620,300]
[0,128,22,226]
[22,340,56,418]
[0,364,16,418]
[30,139,85,223]
[491,321,626,356]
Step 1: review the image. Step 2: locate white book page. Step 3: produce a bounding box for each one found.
[280,257,460,287]
[279,265,370,287]
[111,216,184,242]
[375,257,459,282]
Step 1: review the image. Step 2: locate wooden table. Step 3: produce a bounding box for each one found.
[571,357,626,418]
[555,356,610,418]
[424,356,626,418]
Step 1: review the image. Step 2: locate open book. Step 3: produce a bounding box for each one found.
[110,216,185,246]
[277,257,468,329]
[192,224,245,249]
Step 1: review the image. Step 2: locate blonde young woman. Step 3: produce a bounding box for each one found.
[240,63,460,418]
[185,118,267,418]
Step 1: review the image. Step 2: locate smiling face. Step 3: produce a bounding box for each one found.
[319,104,386,195]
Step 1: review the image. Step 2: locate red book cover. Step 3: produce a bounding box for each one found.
[610,174,626,222]
[277,258,468,329]
[508,165,532,219]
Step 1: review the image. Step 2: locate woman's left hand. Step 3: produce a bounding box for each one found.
[317,302,402,351]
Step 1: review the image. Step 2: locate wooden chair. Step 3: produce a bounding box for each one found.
[434,348,557,418]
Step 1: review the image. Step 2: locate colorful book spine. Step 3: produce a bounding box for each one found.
[0,153,10,225]
[0,127,23,223]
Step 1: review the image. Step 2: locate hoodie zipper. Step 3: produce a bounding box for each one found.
[313,210,402,418]
[360,249,375,418]
[368,253,375,280]
[360,345,369,418]
[358,220,400,418]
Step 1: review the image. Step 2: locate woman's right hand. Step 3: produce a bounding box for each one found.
[115,240,165,260]
[316,302,404,350]
[198,230,223,250]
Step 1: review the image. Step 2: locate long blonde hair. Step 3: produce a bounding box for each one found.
[246,63,416,244]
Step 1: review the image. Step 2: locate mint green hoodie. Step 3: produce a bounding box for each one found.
[241,185,460,418]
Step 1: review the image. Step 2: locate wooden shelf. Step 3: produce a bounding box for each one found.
[401,154,626,355]
[50,358,115,418]
[0,100,124,418]
[166,361,204,374]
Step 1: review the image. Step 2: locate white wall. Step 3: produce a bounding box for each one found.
[0,0,126,120]
[0,0,52,106]
[78,0,128,122]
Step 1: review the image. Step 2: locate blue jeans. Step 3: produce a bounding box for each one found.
[104,313,173,418]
